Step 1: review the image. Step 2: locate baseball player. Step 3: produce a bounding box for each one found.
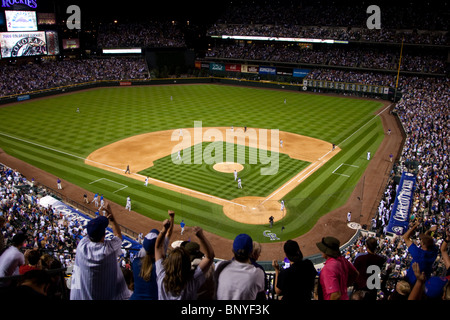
[144,177,149,186]
[57,178,62,190]
[100,194,104,207]
[125,164,131,174]
[280,139,283,148]
[280,200,285,211]
[126,196,131,211]
[237,177,242,189]
[180,219,185,235]
[176,150,181,160]
[234,169,238,181]
[347,211,352,222]
[367,151,371,160]
[92,193,99,207]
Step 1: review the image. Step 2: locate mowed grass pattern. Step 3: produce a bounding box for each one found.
[139,142,310,200]
[0,85,385,242]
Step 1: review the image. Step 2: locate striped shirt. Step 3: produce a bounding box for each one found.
[70,236,129,300]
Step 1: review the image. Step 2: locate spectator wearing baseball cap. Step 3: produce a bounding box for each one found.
[316,236,359,300]
[130,228,160,300]
[70,203,130,300]
[215,233,265,300]
[408,262,450,300]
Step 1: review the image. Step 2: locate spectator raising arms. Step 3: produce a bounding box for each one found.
[69,203,130,300]
[155,217,215,300]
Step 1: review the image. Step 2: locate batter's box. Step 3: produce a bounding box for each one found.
[89,178,128,193]
[332,163,359,178]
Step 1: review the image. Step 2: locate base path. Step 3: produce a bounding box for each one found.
[85,126,339,225]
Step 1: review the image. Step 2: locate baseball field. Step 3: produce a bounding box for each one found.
[0,84,386,243]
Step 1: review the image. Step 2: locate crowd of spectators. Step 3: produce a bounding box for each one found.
[371,76,449,237]
[0,57,149,97]
[97,21,186,48]
[210,0,448,45]
[207,24,448,46]
[205,43,447,74]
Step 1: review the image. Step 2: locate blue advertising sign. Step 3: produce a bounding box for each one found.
[293,68,311,78]
[258,66,276,75]
[386,172,416,235]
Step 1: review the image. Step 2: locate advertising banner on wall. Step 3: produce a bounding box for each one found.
[225,63,241,72]
[276,67,293,76]
[386,172,416,235]
[293,68,310,78]
[241,64,258,73]
[258,66,276,75]
[209,62,225,72]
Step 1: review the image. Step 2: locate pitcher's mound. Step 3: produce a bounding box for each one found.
[213,162,244,173]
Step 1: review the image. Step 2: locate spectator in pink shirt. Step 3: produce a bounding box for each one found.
[316,237,359,300]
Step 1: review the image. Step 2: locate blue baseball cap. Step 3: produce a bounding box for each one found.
[233,233,253,256]
[142,229,159,254]
[86,216,109,241]
[425,276,449,299]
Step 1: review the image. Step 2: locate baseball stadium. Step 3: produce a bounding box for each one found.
[0,0,448,306]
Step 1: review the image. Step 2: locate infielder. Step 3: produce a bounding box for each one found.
[237,177,242,189]
[280,200,285,211]
[234,169,238,181]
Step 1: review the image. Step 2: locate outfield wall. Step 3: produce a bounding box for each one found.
[0,75,393,106]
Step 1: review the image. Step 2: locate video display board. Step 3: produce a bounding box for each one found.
[5,10,37,32]
[0,31,47,58]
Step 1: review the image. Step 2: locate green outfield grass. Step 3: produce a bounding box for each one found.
[0,84,385,243]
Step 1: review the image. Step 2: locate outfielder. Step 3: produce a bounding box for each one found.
[234,169,238,181]
[237,177,242,189]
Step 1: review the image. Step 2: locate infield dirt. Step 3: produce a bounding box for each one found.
[85,126,339,225]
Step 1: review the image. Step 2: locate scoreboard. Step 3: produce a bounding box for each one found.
[0,9,60,58]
